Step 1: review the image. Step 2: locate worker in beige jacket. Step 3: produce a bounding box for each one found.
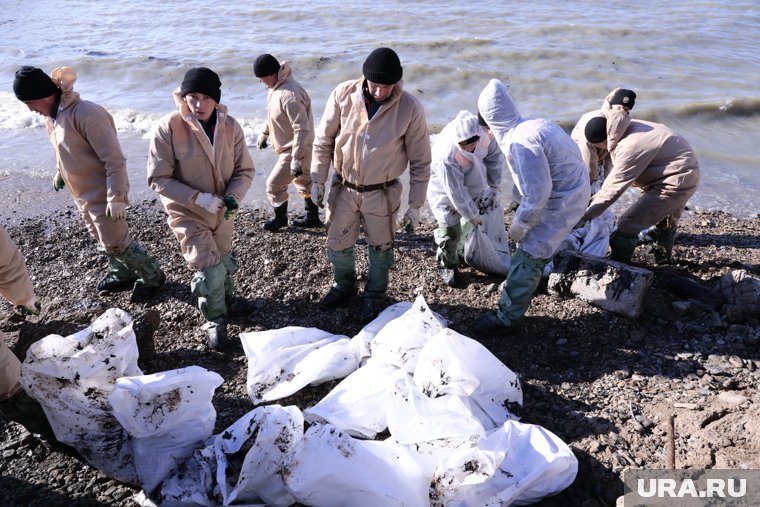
[148,67,255,350]
[571,88,636,186]
[582,117,700,264]
[253,54,320,231]
[0,226,55,442]
[13,66,164,302]
[311,47,431,324]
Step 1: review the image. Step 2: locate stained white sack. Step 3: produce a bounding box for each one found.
[303,358,401,439]
[351,301,412,359]
[413,328,523,428]
[545,210,616,277]
[370,295,447,372]
[159,437,219,506]
[240,326,357,404]
[215,405,303,506]
[108,366,224,493]
[430,420,578,506]
[18,308,142,483]
[281,423,429,507]
[462,188,511,276]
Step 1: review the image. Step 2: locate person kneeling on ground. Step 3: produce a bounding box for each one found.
[13,66,165,302]
[148,67,255,350]
[427,110,504,287]
[581,115,700,264]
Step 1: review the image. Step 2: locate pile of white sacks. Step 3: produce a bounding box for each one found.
[19,297,577,506]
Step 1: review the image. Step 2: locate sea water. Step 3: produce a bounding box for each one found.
[1,0,758,217]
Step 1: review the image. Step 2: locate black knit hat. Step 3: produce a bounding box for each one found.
[585,116,608,144]
[13,66,59,101]
[362,47,403,85]
[609,88,636,109]
[253,54,281,78]
[180,67,221,103]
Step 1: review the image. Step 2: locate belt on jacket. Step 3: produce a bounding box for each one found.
[339,176,397,193]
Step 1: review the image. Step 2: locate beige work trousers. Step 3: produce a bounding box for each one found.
[266,151,313,206]
[77,201,132,255]
[169,214,235,270]
[0,226,35,306]
[617,179,699,235]
[0,339,22,400]
[326,180,402,251]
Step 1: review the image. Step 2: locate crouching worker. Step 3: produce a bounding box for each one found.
[13,66,165,302]
[427,110,504,286]
[472,79,590,336]
[581,116,700,264]
[148,67,254,350]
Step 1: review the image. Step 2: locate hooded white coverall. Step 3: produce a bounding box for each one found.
[477,79,590,326]
[427,110,503,268]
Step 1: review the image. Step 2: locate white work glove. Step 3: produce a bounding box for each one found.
[106,201,127,221]
[257,133,269,150]
[53,171,65,191]
[195,192,224,214]
[508,220,528,242]
[311,182,325,208]
[469,216,483,227]
[400,207,421,233]
[17,297,41,316]
[290,160,303,178]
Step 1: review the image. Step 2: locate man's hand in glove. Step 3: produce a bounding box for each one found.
[290,160,303,178]
[53,172,65,191]
[400,207,421,233]
[106,201,127,221]
[311,182,325,208]
[223,195,239,220]
[257,133,268,150]
[508,220,528,242]
[16,297,41,316]
[195,192,224,213]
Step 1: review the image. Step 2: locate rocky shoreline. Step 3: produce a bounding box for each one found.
[1,201,759,506]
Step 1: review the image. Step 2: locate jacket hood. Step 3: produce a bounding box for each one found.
[51,67,78,109]
[274,60,293,88]
[477,79,521,134]
[452,110,480,143]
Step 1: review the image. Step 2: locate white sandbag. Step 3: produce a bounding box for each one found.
[463,188,511,276]
[414,328,523,428]
[282,423,429,507]
[393,436,479,479]
[370,295,447,372]
[240,326,358,404]
[108,366,224,493]
[18,308,142,483]
[158,437,220,507]
[304,358,401,439]
[430,420,578,506]
[215,405,303,506]
[386,374,486,445]
[350,301,412,360]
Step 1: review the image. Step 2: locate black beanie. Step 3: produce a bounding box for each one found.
[609,88,636,109]
[585,116,608,144]
[181,67,221,103]
[13,66,59,101]
[253,54,281,78]
[362,47,403,85]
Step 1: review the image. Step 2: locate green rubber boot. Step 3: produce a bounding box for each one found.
[191,262,229,350]
[609,230,640,264]
[649,226,678,264]
[320,246,359,308]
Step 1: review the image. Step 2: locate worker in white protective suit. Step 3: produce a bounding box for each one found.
[472,79,590,336]
[427,110,504,286]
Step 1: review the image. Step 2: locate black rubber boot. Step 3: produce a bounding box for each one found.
[292,198,322,228]
[609,230,639,264]
[263,201,288,232]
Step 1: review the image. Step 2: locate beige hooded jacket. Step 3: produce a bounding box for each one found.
[147,89,255,268]
[262,61,314,164]
[585,120,700,220]
[45,67,130,208]
[311,77,431,209]
[571,90,632,182]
